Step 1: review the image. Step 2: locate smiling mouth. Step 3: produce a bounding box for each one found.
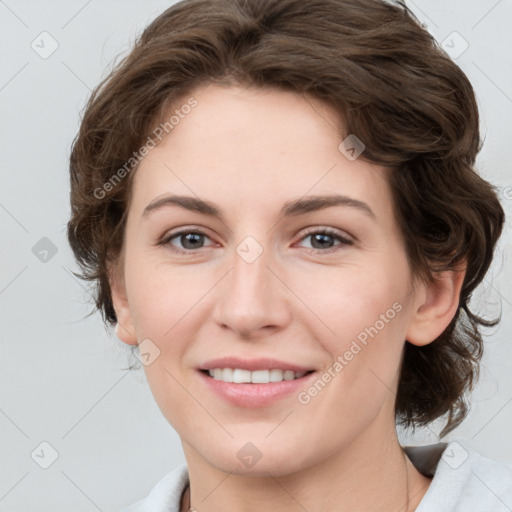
[200,368,315,383]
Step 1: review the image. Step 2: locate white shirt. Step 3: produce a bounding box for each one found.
[123,437,512,511]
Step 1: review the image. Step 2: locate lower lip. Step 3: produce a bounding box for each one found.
[198,370,316,408]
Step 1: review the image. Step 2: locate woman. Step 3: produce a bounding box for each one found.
[67,0,511,510]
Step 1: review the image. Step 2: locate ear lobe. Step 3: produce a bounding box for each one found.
[108,259,138,346]
[406,261,466,347]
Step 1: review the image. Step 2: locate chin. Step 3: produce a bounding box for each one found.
[194,436,314,478]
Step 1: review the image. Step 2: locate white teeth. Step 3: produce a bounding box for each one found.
[207,368,308,383]
[233,369,251,383]
[251,370,269,383]
[222,368,233,381]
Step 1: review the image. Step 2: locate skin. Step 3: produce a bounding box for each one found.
[110,84,465,512]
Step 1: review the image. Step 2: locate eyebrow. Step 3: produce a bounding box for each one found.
[142,193,376,221]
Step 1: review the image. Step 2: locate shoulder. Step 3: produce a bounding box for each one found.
[406,437,512,512]
[121,463,189,512]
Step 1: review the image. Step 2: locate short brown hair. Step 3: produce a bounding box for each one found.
[67,0,505,437]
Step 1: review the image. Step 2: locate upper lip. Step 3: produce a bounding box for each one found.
[200,357,314,372]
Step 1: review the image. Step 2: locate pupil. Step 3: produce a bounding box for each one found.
[312,233,333,249]
[182,233,202,249]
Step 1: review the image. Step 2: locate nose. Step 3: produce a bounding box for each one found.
[212,239,292,339]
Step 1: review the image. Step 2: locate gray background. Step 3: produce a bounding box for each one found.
[1,0,511,510]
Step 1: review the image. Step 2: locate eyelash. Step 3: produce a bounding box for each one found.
[159,226,353,255]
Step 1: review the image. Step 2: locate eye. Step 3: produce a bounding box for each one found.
[296,227,353,252]
[159,226,353,254]
[160,228,215,253]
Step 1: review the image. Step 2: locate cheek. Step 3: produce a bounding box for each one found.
[296,261,407,335]
[124,257,212,426]
[296,260,410,384]
[125,248,212,338]
[299,278,409,437]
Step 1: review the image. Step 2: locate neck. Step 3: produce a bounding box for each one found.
[180,429,432,512]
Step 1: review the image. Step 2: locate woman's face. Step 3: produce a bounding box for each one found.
[112,84,430,476]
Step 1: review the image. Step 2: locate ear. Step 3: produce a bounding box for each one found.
[108,257,138,345]
[406,261,466,346]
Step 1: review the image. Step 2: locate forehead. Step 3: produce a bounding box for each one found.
[130,84,392,219]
